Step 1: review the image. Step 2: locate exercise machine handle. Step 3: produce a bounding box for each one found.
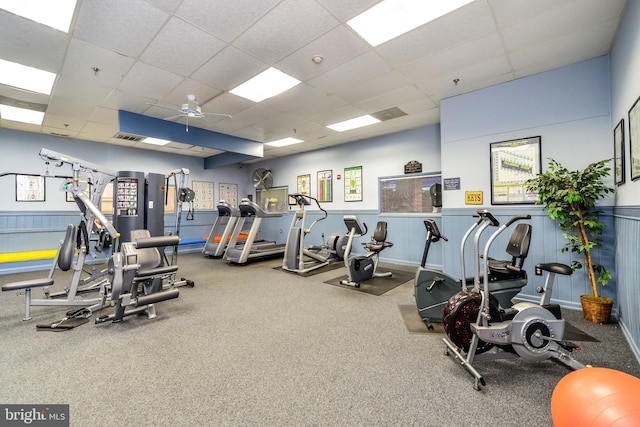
[476,209,499,226]
[504,214,531,227]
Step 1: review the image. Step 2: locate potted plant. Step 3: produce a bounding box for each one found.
[526,158,615,323]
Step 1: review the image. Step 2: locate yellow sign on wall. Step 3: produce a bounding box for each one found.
[465,191,483,205]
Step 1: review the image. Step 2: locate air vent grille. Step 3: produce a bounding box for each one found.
[114,132,145,142]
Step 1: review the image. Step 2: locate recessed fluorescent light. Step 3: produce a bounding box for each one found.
[0,0,77,33]
[0,59,57,95]
[0,104,45,125]
[142,137,172,146]
[348,0,474,47]
[327,115,380,132]
[266,137,303,147]
[230,67,301,103]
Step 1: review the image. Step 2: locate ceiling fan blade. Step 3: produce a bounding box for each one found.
[164,114,185,121]
[202,112,233,118]
[148,104,181,113]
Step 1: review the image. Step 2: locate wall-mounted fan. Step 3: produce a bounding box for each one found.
[252,168,273,190]
[146,94,232,131]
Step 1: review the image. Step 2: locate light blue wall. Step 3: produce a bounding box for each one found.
[0,2,639,361]
[0,128,254,272]
[610,0,640,361]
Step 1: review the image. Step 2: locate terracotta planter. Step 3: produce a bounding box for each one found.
[580,295,613,324]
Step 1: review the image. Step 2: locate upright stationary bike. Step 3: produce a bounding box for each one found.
[442,211,585,390]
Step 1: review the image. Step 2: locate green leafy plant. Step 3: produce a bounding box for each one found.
[526,158,615,302]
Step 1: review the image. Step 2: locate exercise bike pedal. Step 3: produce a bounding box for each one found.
[558,341,581,352]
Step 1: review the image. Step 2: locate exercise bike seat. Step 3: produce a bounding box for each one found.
[488,223,531,279]
[363,221,393,253]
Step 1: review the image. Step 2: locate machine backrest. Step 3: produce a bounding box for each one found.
[505,223,532,268]
[130,229,162,270]
[58,224,77,271]
[372,221,388,243]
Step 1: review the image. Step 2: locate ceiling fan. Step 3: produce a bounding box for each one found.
[146,94,232,132]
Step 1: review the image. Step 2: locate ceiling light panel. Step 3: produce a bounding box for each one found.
[142,137,172,146]
[0,59,57,95]
[0,104,45,125]
[327,115,380,132]
[266,137,303,147]
[0,0,77,33]
[348,0,474,47]
[230,67,301,103]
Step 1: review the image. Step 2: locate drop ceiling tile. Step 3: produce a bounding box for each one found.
[501,0,626,53]
[0,11,68,72]
[141,17,227,76]
[401,33,506,82]
[42,127,80,139]
[43,113,87,132]
[200,92,255,116]
[73,0,169,57]
[418,56,513,98]
[333,71,411,105]
[376,0,495,67]
[307,51,392,94]
[81,121,119,139]
[176,0,280,42]
[53,76,114,105]
[192,46,266,91]
[276,25,370,81]
[282,94,349,121]
[145,0,183,13]
[354,86,435,114]
[160,80,223,108]
[62,38,134,88]
[263,84,328,115]
[315,0,381,21]
[510,21,618,77]
[47,95,98,121]
[118,62,184,100]
[234,0,340,63]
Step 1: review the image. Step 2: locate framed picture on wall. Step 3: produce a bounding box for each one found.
[344,166,363,202]
[628,95,640,181]
[15,174,45,202]
[297,174,311,196]
[614,118,625,185]
[317,170,333,202]
[489,136,541,205]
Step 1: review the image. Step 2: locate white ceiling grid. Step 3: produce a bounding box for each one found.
[0,0,628,164]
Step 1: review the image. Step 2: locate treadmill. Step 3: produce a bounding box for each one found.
[223,199,286,264]
[202,202,240,258]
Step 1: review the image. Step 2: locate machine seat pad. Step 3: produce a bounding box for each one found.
[363,241,393,252]
[136,265,179,278]
[2,278,54,292]
[135,235,180,249]
[536,262,572,276]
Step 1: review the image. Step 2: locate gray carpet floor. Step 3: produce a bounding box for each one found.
[1,253,639,427]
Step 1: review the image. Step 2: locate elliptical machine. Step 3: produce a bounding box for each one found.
[414,213,531,329]
[340,215,393,288]
[282,194,345,274]
[442,210,585,390]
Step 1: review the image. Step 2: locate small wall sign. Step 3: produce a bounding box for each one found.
[404,160,422,174]
[465,191,483,205]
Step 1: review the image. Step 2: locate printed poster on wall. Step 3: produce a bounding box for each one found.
[344,166,362,202]
[192,181,214,210]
